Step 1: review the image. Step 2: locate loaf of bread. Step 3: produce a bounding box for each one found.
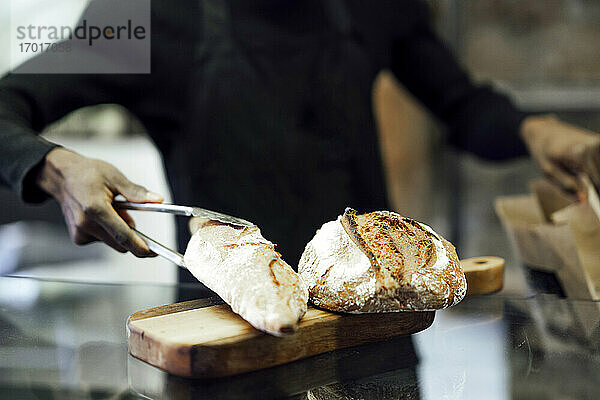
[184,220,308,336]
[298,208,466,312]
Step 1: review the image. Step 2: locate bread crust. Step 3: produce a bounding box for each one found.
[299,208,466,312]
[184,223,308,336]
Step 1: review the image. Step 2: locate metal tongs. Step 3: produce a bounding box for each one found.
[113,200,254,268]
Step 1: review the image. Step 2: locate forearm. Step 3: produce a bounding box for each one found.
[0,93,59,202]
[445,90,529,160]
[0,70,130,201]
[390,22,529,160]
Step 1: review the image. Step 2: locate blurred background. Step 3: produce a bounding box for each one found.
[0,2,599,398]
[0,0,599,292]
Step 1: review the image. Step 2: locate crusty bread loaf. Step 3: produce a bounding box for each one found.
[298,208,466,312]
[184,220,308,336]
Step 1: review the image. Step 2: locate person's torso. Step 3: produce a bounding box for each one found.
[140,0,409,262]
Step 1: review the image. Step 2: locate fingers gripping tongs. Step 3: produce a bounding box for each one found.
[113,201,254,268]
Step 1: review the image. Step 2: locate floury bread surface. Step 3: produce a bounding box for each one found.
[184,221,308,336]
[298,208,466,312]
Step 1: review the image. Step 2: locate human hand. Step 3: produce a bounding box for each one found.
[35,148,163,257]
[521,114,600,191]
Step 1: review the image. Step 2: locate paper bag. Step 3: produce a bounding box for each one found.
[495,179,600,338]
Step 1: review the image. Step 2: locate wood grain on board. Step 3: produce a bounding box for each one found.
[128,301,434,378]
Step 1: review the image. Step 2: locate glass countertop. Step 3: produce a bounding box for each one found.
[0,275,598,399]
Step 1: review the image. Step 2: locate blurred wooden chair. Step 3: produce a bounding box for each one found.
[372,70,438,221]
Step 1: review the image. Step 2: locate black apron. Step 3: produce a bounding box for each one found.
[170,0,388,284]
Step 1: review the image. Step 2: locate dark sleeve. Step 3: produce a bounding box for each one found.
[0,0,153,202]
[1,16,155,202]
[0,71,148,202]
[390,2,528,161]
[0,86,58,203]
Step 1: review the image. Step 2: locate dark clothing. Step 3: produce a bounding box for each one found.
[0,0,527,274]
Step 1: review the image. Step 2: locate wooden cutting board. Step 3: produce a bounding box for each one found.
[128,300,434,378]
[128,257,502,378]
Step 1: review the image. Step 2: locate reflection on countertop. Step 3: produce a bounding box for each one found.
[0,276,598,400]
